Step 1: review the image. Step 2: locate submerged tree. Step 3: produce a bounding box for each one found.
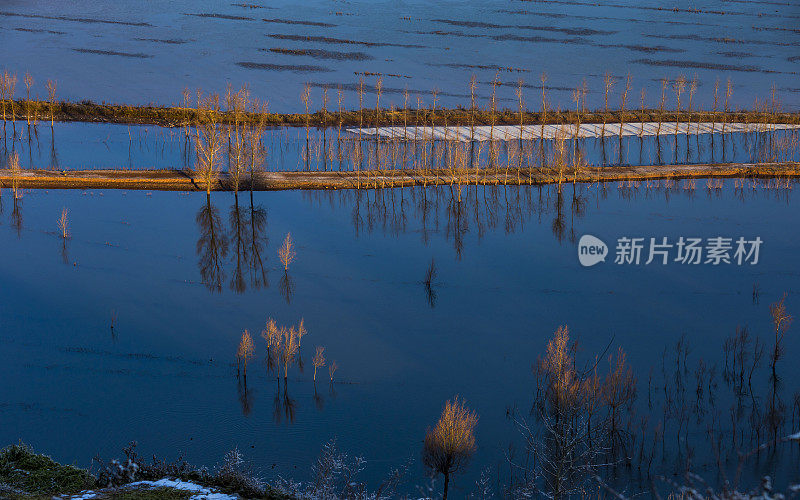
[261,317,280,375]
[278,232,296,271]
[46,79,57,128]
[237,329,255,379]
[422,396,478,500]
[312,346,326,383]
[769,293,792,381]
[57,207,69,239]
[328,360,338,383]
[279,326,299,383]
[9,152,21,199]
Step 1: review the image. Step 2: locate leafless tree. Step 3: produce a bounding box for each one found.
[237,329,255,379]
[46,79,57,128]
[422,396,479,500]
[194,92,223,194]
[769,293,792,380]
[328,360,338,383]
[279,326,299,382]
[57,207,69,239]
[278,232,296,271]
[312,346,326,383]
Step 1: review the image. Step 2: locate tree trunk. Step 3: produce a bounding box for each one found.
[442,472,450,500]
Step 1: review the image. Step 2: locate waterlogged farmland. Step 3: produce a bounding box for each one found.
[2,179,800,494]
[1,0,800,110]
[2,0,800,497]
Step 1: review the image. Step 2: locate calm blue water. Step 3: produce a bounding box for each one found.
[1,0,799,112]
[2,0,800,494]
[1,178,799,494]
[3,120,798,171]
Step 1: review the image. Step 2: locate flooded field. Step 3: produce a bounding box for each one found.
[1,0,799,111]
[2,0,800,498]
[3,119,799,173]
[2,177,800,495]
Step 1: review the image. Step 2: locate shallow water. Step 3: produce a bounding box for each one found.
[3,0,800,495]
[1,178,799,493]
[3,120,798,171]
[1,0,799,112]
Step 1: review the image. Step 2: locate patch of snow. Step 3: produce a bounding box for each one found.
[125,478,238,500]
[787,431,800,441]
[60,492,98,500]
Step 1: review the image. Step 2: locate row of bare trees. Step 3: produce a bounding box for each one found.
[0,70,58,139]
[192,85,268,195]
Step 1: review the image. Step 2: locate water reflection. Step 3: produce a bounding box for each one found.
[273,385,296,425]
[188,180,798,299]
[279,271,294,305]
[60,238,69,264]
[305,183,590,256]
[423,258,438,309]
[238,378,255,417]
[196,191,269,294]
[196,194,229,292]
[11,196,22,238]
[245,191,269,290]
[229,193,247,294]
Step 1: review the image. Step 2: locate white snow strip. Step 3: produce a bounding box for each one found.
[62,493,98,500]
[126,479,238,500]
[347,122,800,142]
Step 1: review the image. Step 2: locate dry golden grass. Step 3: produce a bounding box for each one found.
[1,162,799,191]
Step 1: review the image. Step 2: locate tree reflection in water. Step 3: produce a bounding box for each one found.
[196,193,229,292]
[245,189,269,290]
[199,189,268,294]
[304,183,592,258]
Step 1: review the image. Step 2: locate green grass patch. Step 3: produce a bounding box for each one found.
[0,443,95,496]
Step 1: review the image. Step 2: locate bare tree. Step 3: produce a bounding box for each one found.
[194,92,223,195]
[769,294,792,381]
[328,360,338,383]
[422,396,479,500]
[297,317,307,346]
[46,79,57,128]
[301,83,311,168]
[279,326,299,382]
[278,232,296,271]
[237,330,255,379]
[227,86,249,193]
[9,152,21,199]
[57,207,69,239]
[261,317,280,372]
[23,72,34,130]
[313,346,326,383]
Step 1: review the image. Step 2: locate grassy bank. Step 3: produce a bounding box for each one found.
[2,98,800,128]
[0,162,798,191]
[0,444,290,500]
